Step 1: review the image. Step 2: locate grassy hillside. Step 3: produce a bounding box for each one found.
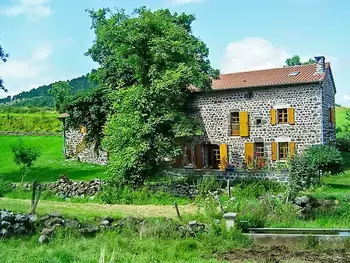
[0,136,107,182]
[0,72,97,107]
[336,107,349,138]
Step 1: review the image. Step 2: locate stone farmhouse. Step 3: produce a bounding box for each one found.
[61,56,336,171]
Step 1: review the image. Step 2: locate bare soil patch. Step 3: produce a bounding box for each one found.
[220,246,350,263]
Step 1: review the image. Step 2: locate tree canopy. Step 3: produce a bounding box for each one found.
[0,41,9,92]
[285,55,315,66]
[82,7,219,186]
[48,81,72,113]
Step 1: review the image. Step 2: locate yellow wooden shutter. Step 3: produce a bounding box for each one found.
[244,142,254,165]
[195,144,202,169]
[271,141,277,161]
[80,126,86,134]
[289,142,295,158]
[239,111,249,137]
[270,108,276,125]
[288,108,295,125]
[219,144,228,170]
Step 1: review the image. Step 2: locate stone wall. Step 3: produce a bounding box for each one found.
[64,129,108,165]
[0,209,37,237]
[169,169,288,183]
[190,83,324,166]
[321,68,336,144]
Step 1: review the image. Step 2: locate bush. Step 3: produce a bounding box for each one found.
[0,177,10,197]
[336,138,350,152]
[306,144,344,175]
[287,154,319,200]
[196,175,222,198]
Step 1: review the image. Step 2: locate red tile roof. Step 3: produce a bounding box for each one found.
[212,63,330,90]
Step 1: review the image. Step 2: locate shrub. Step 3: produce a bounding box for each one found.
[10,139,41,184]
[196,175,222,198]
[287,154,319,200]
[306,144,344,175]
[336,138,350,152]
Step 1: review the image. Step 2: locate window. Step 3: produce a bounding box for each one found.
[256,118,262,125]
[255,142,265,167]
[230,112,240,136]
[278,142,289,160]
[277,108,288,124]
[244,91,254,99]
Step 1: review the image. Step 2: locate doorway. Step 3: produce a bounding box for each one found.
[203,144,220,169]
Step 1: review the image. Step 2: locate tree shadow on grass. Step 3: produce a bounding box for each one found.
[0,166,107,183]
[325,183,350,190]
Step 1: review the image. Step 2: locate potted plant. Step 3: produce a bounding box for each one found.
[225,163,235,171]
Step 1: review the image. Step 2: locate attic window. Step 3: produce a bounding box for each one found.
[288,72,300,77]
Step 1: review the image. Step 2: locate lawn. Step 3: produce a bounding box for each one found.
[336,106,348,127]
[0,136,107,183]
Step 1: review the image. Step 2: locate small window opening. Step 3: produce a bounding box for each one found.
[230,112,240,136]
[256,118,262,125]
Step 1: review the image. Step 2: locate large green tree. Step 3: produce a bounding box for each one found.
[0,41,9,92]
[285,55,315,66]
[85,7,219,186]
[49,81,72,113]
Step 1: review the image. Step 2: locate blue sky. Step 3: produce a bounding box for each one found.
[0,0,349,105]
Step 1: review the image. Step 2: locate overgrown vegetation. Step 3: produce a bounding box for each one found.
[68,7,219,188]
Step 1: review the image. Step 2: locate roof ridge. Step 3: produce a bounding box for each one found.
[220,63,317,76]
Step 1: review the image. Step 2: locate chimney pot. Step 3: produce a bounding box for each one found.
[314,56,325,74]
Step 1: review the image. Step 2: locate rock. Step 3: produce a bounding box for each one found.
[100,220,110,227]
[15,214,28,223]
[38,235,50,244]
[79,223,99,236]
[44,217,64,228]
[49,212,62,218]
[40,215,50,221]
[29,214,38,224]
[65,219,80,229]
[1,211,15,222]
[41,228,54,237]
[13,223,26,235]
[295,196,309,206]
[1,221,11,229]
[0,228,9,237]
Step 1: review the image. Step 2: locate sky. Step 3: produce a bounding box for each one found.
[0,0,349,105]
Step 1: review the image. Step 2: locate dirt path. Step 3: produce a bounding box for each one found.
[220,246,350,263]
[0,198,198,219]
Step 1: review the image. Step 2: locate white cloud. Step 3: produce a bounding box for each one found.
[0,42,53,96]
[221,37,289,73]
[32,43,53,61]
[170,0,203,4]
[1,0,52,19]
[344,95,350,101]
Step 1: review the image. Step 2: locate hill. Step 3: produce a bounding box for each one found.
[0,71,98,108]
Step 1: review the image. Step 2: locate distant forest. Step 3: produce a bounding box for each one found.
[0,71,98,107]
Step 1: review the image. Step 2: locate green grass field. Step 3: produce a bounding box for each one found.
[336,107,348,126]
[0,136,107,183]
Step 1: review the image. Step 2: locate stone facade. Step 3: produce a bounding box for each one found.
[63,128,108,165]
[189,75,335,168]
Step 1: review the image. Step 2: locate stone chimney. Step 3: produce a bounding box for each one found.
[314,56,325,74]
